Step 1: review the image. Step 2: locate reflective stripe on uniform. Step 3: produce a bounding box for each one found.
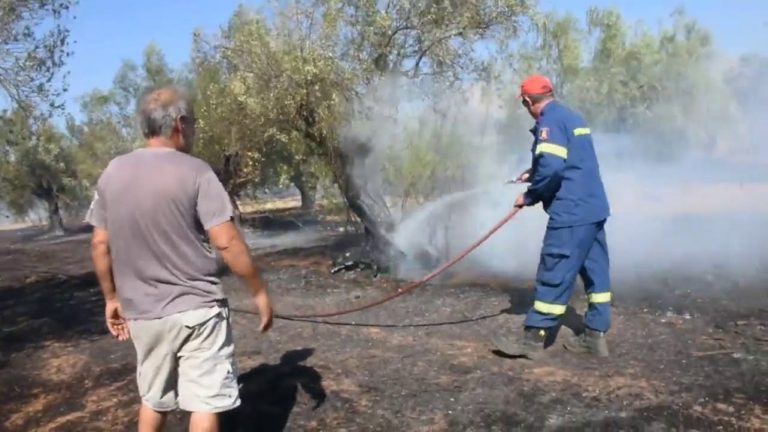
[588,292,611,303]
[573,127,591,136]
[533,300,567,315]
[535,142,568,159]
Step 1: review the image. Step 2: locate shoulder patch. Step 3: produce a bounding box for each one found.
[539,127,549,141]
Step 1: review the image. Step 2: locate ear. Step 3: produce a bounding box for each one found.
[174,115,184,134]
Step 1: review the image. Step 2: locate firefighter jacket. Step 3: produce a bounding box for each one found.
[524,100,611,227]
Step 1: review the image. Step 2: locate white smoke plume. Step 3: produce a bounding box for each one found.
[343,61,768,293]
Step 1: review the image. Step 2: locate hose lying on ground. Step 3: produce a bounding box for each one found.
[230,206,523,323]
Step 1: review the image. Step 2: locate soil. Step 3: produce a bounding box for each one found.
[1,215,766,432]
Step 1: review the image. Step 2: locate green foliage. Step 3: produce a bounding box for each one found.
[191,3,346,202]
[1,0,754,231]
[0,111,84,228]
[336,0,535,83]
[382,108,468,209]
[71,44,183,187]
[0,0,76,114]
[505,6,730,159]
[514,11,585,92]
[0,0,77,229]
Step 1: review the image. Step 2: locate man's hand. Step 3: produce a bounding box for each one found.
[254,290,274,333]
[514,192,527,208]
[105,299,130,341]
[516,168,531,183]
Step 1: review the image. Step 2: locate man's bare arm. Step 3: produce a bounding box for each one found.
[208,220,273,332]
[208,221,265,290]
[196,166,272,331]
[91,227,130,340]
[91,227,117,301]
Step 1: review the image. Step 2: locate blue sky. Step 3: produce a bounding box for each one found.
[64,0,767,116]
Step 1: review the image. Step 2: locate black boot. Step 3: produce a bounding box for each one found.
[563,328,609,357]
[491,327,548,359]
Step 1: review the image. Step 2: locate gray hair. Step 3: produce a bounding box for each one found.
[137,86,193,139]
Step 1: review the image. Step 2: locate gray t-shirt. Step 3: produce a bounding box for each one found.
[86,147,234,320]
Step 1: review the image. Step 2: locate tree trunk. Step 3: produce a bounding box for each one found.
[290,167,318,211]
[335,149,406,272]
[46,195,65,234]
[229,193,242,226]
[299,104,405,271]
[213,151,244,226]
[298,184,316,211]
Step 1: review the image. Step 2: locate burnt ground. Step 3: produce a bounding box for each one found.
[0,216,767,431]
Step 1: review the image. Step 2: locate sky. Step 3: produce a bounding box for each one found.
[63,0,767,117]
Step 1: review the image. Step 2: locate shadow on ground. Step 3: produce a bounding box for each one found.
[0,272,105,361]
[222,348,327,432]
[490,302,586,359]
[0,223,92,245]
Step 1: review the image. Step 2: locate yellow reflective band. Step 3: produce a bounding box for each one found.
[573,127,591,136]
[588,292,612,303]
[534,301,567,315]
[535,142,568,159]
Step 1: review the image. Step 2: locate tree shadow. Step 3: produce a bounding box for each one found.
[542,306,586,348]
[491,288,587,358]
[3,222,93,245]
[498,285,588,335]
[0,272,106,362]
[499,284,535,315]
[222,348,326,432]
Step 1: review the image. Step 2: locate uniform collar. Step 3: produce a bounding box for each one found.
[530,99,559,135]
[539,99,558,118]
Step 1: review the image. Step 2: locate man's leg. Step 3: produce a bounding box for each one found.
[583,222,611,332]
[176,305,241,432]
[493,225,588,358]
[189,412,219,432]
[138,404,168,432]
[127,318,180,432]
[564,220,611,356]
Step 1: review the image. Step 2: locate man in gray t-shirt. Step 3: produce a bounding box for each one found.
[86,86,273,432]
[89,146,234,319]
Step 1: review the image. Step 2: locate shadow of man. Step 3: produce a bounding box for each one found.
[492,288,587,358]
[222,348,326,432]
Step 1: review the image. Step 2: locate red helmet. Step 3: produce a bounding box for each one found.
[519,74,554,98]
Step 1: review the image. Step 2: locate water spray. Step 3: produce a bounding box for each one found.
[231,178,527,322]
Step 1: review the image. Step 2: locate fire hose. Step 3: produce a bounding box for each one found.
[230,204,523,323]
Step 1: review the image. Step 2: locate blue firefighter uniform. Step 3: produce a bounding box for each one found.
[522,100,612,333]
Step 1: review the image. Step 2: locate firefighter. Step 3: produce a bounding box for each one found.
[492,75,612,358]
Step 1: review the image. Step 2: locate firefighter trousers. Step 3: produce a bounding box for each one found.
[524,220,612,332]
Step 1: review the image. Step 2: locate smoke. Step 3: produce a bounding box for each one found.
[343,59,768,292]
[242,228,330,253]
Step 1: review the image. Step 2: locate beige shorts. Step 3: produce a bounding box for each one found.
[127,303,240,413]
